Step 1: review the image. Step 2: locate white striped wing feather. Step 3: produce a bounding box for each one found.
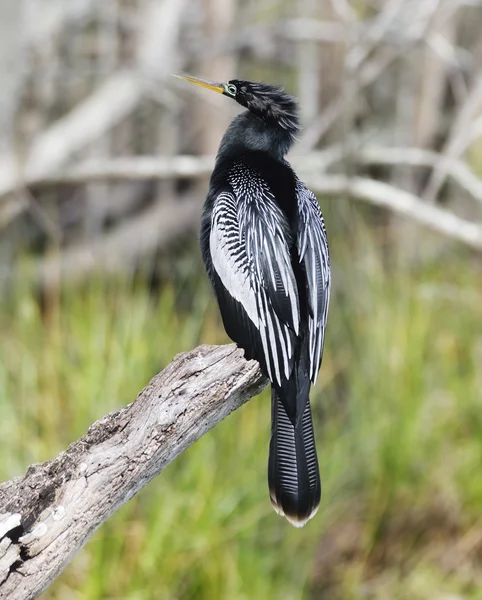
[210,164,300,385]
[295,180,330,383]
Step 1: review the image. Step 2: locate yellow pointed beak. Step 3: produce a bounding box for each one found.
[173,73,224,94]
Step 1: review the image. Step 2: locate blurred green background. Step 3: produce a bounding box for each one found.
[1,1,482,599]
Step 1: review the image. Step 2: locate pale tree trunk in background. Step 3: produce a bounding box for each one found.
[0,0,24,265]
[198,0,237,155]
[0,0,24,152]
[139,0,186,224]
[141,0,186,231]
[83,1,119,237]
[190,0,237,211]
[316,0,347,144]
[297,0,320,127]
[392,0,456,263]
[414,2,456,152]
[393,55,417,192]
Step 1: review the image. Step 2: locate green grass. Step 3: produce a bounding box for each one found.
[1,213,482,599]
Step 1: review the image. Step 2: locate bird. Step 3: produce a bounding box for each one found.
[176,74,331,527]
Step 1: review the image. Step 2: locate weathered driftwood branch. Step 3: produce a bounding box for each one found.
[0,344,267,600]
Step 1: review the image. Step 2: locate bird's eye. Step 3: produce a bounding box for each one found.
[226,84,237,96]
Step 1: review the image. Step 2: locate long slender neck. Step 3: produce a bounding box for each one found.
[217,110,298,162]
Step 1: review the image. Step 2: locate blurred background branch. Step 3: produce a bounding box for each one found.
[1,0,482,280]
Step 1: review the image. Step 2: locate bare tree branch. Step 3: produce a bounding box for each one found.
[24,0,97,49]
[423,73,482,203]
[358,146,482,205]
[0,0,187,200]
[0,344,267,600]
[298,0,459,149]
[280,18,347,43]
[30,195,201,289]
[2,151,480,250]
[4,146,482,203]
[304,174,482,251]
[0,71,144,199]
[2,143,482,287]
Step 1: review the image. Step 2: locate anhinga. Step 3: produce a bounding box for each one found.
[176,74,331,527]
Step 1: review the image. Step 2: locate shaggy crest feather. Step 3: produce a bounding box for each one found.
[228,80,300,135]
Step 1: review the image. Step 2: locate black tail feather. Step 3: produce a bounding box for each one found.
[268,386,321,527]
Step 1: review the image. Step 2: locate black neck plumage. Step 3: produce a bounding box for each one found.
[217,109,299,163]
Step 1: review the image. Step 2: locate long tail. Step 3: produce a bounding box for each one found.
[268,384,321,527]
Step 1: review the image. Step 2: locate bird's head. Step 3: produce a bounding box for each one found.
[175,74,299,135]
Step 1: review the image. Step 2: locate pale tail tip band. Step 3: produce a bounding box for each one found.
[269,492,320,527]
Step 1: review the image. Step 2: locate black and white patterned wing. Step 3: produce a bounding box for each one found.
[210,166,300,386]
[295,180,330,383]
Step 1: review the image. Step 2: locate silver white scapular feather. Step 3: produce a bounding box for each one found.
[295,180,331,383]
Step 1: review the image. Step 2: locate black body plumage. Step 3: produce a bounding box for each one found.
[186,76,331,527]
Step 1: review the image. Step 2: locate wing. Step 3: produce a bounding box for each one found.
[210,165,300,386]
[295,180,331,383]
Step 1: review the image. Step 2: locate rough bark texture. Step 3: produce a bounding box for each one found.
[0,344,267,600]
